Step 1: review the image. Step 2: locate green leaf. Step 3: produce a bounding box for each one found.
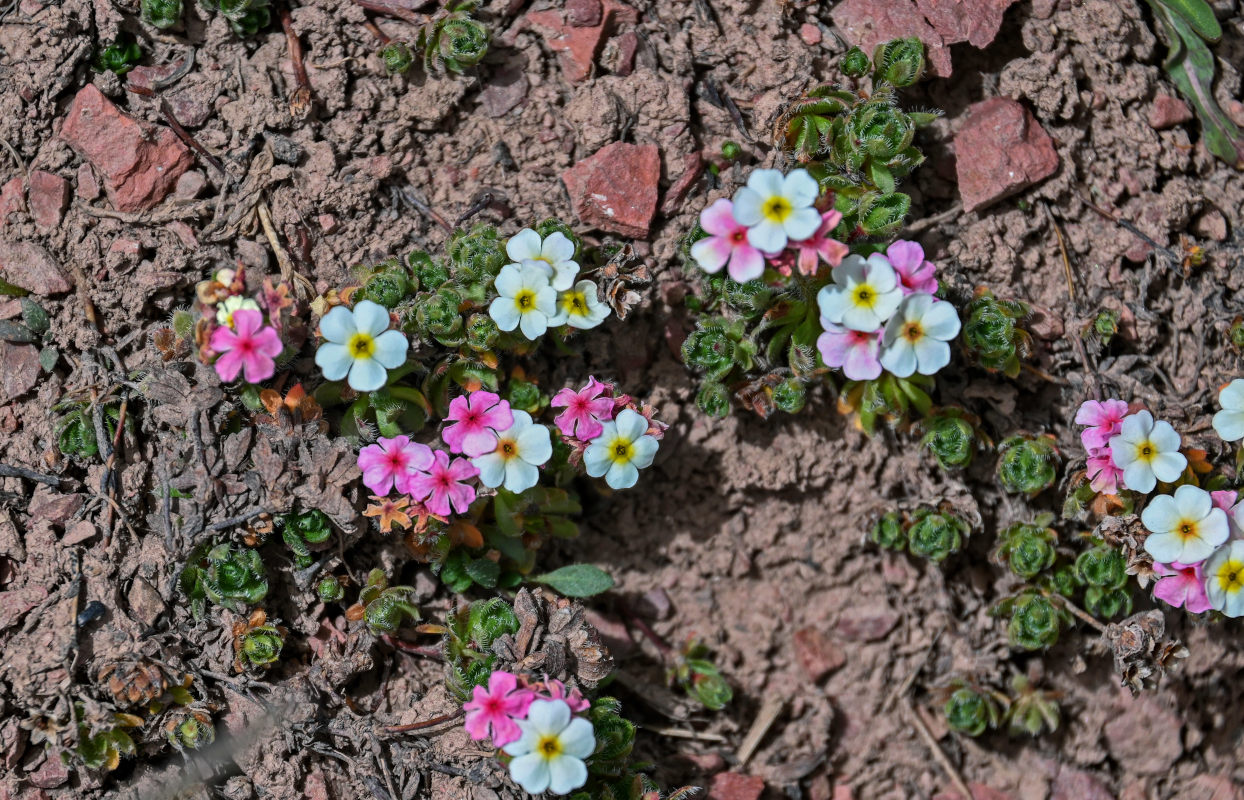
[0,278,29,297]
[1152,0,1221,40]
[868,160,896,195]
[533,564,614,597]
[465,557,500,588]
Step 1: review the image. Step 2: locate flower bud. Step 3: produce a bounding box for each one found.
[381,42,415,74]
[872,38,925,87]
[840,46,870,78]
[773,377,806,414]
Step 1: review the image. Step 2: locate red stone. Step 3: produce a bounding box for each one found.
[59,85,194,213]
[681,751,726,772]
[0,241,71,295]
[27,485,84,527]
[613,30,639,76]
[1050,767,1113,800]
[26,754,68,789]
[793,627,845,681]
[1148,93,1193,130]
[830,0,950,77]
[27,171,68,229]
[0,585,47,630]
[709,772,765,800]
[0,178,24,223]
[799,23,822,46]
[562,141,660,237]
[76,163,100,200]
[166,221,199,249]
[126,60,186,92]
[834,605,898,642]
[0,343,40,404]
[566,0,602,26]
[916,0,1018,48]
[525,0,637,83]
[954,97,1059,212]
[660,151,705,215]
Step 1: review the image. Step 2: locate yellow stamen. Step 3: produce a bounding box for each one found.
[762,197,792,223]
[537,735,562,758]
[515,290,536,311]
[608,437,634,464]
[1218,559,1244,593]
[902,321,924,343]
[853,285,875,308]
[349,333,376,358]
[498,439,518,459]
[1136,440,1155,462]
[1176,520,1197,541]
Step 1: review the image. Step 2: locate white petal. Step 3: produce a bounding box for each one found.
[542,231,575,263]
[508,754,551,795]
[900,291,933,320]
[319,306,357,343]
[1109,436,1137,468]
[550,261,580,292]
[371,330,409,368]
[506,410,534,435]
[1122,462,1156,494]
[865,254,898,292]
[871,287,903,323]
[489,297,521,331]
[783,206,823,241]
[629,435,658,469]
[921,299,961,340]
[912,337,950,375]
[1220,379,1244,413]
[583,442,612,477]
[614,408,648,441]
[558,718,596,759]
[315,342,352,381]
[516,422,552,465]
[506,228,542,263]
[1150,451,1187,483]
[493,263,525,297]
[690,237,730,273]
[1120,411,1154,441]
[746,220,787,253]
[730,186,764,226]
[518,309,549,340]
[880,339,917,377]
[1141,494,1180,534]
[535,286,559,316]
[606,461,640,489]
[831,254,868,286]
[746,168,785,197]
[1213,409,1244,442]
[524,699,569,733]
[352,300,392,337]
[547,756,588,796]
[841,304,882,333]
[504,459,540,493]
[816,286,850,325]
[347,358,388,392]
[1174,484,1212,519]
[783,168,819,206]
[472,452,507,488]
[1149,420,1182,452]
[1143,532,1184,563]
[1181,531,1219,563]
[502,723,538,756]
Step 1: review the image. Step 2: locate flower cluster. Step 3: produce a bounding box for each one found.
[1074,397,1243,617]
[464,671,595,796]
[193,266,302,386]
[553,377,664,490]
[489,229,609,339]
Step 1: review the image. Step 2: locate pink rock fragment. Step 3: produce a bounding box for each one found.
[799,23,822,46]
[561,141,660,237]
[954,97,1059,212]
[0,178,23,223]
[27,171,68,229]
[1148,93,1193,130]
[525,0,637,83]
[916,0,1018,48]
[76,163,100,200]
[830,0,950,77]
[59,85,194,213]
[0,241,71,295]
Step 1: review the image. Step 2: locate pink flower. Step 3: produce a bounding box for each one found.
[1152,561,1212,613]
[443,391,514,457]
[357,436,435,496]
[1086,448,1124,494]
[816,319,882,381]
[886,240,938,295]
[463,671,535,747]
[790,210,849,276]
[689,198,767,283]
[550,377,616,440]
[208,309,282,384]
[1075,399,1130,452]
[538,678,590,713]
[405,449,479,516]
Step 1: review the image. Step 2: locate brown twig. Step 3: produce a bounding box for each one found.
[160,98,228,178]
[279,4,313,119]
[396,187,453,232]
[0,462,62,486]
[1044,203,1077,308]
[736,695,784,766]
[1051,593,1107,634]
[257,200,313,299]
[353,0,428,26]
[904,697,974,800]
[1079,191,1179,263]
[102,397,129,541]
[382,710,463,734]
[206,508,274,532]
[362,18,392,45]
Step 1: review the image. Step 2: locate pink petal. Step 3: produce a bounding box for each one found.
[213,348,244,382]
[699,198,738,236]
[241,352,275,383]
[253,327,284,358]
[727,244,765,282]
[479,402,514,432]
[1152,574,1191,609]
[463,708,493,741]
[694,236,734,272]
[819,238,850,267]
[447,482,476,514]
[232,308,263,337]
[550,388,577,409]
[842,337,882,381]
[816,328,852,369]
[886,240,924,272]
[460,428,500,458]
[488,671,518,695]
[489,716,522,748]
[447,457,480,481]
[446,394,471,423]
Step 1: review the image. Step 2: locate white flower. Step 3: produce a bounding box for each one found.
[506,228,579,291]
[584,408,658,489]
[548,280,610,330]
[216,296,261,329]
[730,168,822,253]
[314,299,408,392]
[1212,379,1244,442]
[489,263,559,340]
[1108,411,1186,493]
[1141,484,1229,564]
[471,410,552,494]
[816,253,904,332]
[1204,540,1244,617]
[878,293,960,378]
[502,700,594,796]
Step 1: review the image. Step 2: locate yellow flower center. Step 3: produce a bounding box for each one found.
[902,321,924,343]
[1217,558,1244,594]
[852,285,876,308]
[563,292,586,315]
[515,289,536,311]
[497,438,518,460]
[349,332,376,358]
[537,735,562,759]
[762,196,792,223]
[1135,439,1156,462]
[1176,519,1198,541]
[608,437,634,464]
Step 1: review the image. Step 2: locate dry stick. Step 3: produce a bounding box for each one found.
[382,710,463,734]
[159,98,228,178]
[1021,362,1068,385]
[257,199,313,299]
[0,462,61,486]
[903,697,974,800]
[206,508,274,532]
[396,187,453,232]
[362,18,392,45]
[648,725,729,743]
[279,4,313,119]
[151,45,196,89]
[1052,592,1107,634]
[904,202,963,236]
[1045,203,1077,307]
[353,0,427,26]
[101,397,129,543]
[736,694,784,766]
[1044,203,1101,401]
[1079,191,1180,263]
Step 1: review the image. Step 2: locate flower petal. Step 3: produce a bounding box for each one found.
[699,198,738,236]
[864,254,899,292]
[583,441,612,477]
[508,754,551,795]
[1149,419,1182,452]
[506,228,542,263]
[1144,532,1184,564]
[746,168,785,197]
[920,298,961,340]
[1150,451,1187,483]
[746,220,787,253]
[371,330,409,368]
[518,309,549,340]
[489,296,521,331]
[629,435,659,469]
[880,339,917,378]
[493,263,525,297]
[319,305,356,343]
[515,422,552,465]
[558,717,597,759]
[352,300,391,337]
[912,337,950,375]
[543,231,575,263]
[614,408,648,441]
[1141,494,1180,534]
[547,755,588,795]
[347,358,388,392]
[690,236,732,273]
[783,168,819,206]
[730,186,764,226]
[1220,378,1244,412]
[472,452,507,488]
[783,206,823,241]
[315,342,353,381]
[504,459,540,493]
[816,287,850,324]
[605,460,640,489]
